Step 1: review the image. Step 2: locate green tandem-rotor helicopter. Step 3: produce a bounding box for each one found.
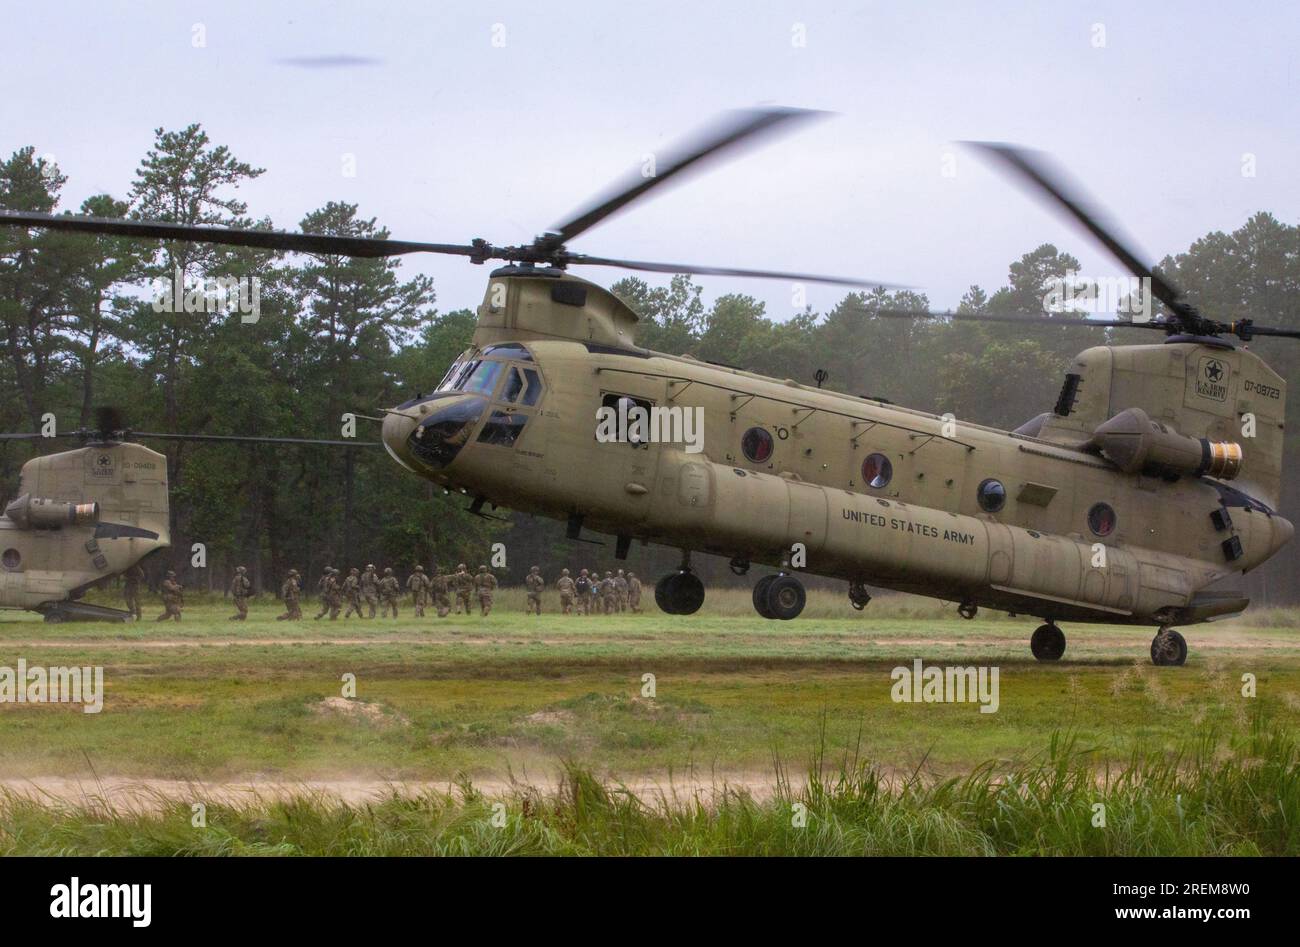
[1,108,1296,666]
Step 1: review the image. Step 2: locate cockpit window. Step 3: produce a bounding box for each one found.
[408,397,485,470]
[502,367,525,404]
[501,366,544,406]
[478,410,527,447]
[461,360,505,397]
[436,352,472,392]
[483,343,533,362]
[520,369,542,406]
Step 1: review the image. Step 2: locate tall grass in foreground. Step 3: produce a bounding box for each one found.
[3,713,1295,856]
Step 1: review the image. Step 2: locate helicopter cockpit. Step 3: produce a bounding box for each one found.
[394,344,544,471]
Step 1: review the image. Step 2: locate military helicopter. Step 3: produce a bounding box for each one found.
[2,108,1295,663]
[0,408,375,621]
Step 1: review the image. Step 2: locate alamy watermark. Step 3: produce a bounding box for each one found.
[0,659,104,713]
[595,401,705,454]
[1043,272,1151,322]
[890,659,999,714]
[151,265,261,323]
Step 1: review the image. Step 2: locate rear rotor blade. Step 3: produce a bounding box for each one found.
[0,210,480,260]
[849,305,1175,330]
[962,143,1192,323]
[131,432,381,447]
[547,107,826,247]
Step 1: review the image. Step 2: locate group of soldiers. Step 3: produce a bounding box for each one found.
[122,560,644,622]
[544,567,643,616]
[303,563,499,621]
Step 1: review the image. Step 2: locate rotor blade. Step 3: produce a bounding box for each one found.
[858,307,1174,329]
[962,143,1191,320]
[130,432,381,447]
[547,107,826,246]
[0,210,480,260]
[568,252,902,288]
[0,433,48,441]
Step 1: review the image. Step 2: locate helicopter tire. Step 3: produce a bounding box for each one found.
[752,575,777,619]
[43,612,64,625]
[655,574,678,614]
[764,574,806,621]
[1030,623,1065,661]
[1150,628,1188,667]
[670,571,705,615]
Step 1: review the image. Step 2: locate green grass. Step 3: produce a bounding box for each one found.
[0,589,1297,854]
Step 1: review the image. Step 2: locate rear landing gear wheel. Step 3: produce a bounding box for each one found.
[42,612,64,624]
[764,574,806,621]
[656,571,705,615]
[1150,628,1187,667]
[1030,623,1065,661]
[752,575,777,619]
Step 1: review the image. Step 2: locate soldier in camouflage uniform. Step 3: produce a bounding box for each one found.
[429,565,451,618]
[229,565,252,621]
[378,567,400,618]
[407,564,430,617]
[574,569,591,616]
[315,568,342,621]
[614,569,629,613]
[587,569,601,615]
[473,565,497,617]
[156,570,183,622]
[453,563,474,615]
[122,563,144,621]
[278,569,303,621]
[360,564,380,618]
[556,568,576,615]
[600,569,616,613]
[342,567,363,619]
[627,572,643,613]
[315,567,333,610]
[524,565,545,616]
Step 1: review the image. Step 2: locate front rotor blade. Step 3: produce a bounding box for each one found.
[962,143,1190,320]
[130,432,381,447]
[569,252,903,288]
[0,211,480,260]
[548,107,826,246]
[861,307,1174,329]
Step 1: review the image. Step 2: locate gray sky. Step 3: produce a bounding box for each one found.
[3,0,1296,318]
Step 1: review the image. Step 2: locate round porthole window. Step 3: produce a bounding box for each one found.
[977,478,1006,513]
[1,548,20,571]
[741,426,774,463]
[1088,502,1117,537]
[862,453,893,489]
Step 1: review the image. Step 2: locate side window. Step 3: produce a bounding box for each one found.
[520,368,543,406]
[502,367,525,403]
[598,393,653,448]
[477,411,527,447]
[501,366,544,406]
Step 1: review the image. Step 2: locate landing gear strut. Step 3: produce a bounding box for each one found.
[1150,627,1188,666]
[655,553,705,615]
[753,573,806,620]
[1030,622,1066,661]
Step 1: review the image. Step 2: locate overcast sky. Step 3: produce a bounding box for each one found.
[3,1,1296,318]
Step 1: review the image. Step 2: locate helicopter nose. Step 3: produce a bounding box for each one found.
[381,408,420,470]
[1268,514,1294,559]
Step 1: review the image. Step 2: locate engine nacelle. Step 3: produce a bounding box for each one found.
[2,494,100,530]
[1091,408,1242,480]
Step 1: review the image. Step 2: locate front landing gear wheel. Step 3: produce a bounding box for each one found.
[1150,628,1187,667]
[1030,623,1066,661]
[656,571,705,615]
[765,575,806,621]
[752,575,777,619]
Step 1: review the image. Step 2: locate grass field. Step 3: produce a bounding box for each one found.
[1,587,1297,855]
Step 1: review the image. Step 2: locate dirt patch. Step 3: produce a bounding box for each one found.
[520,709,576,727]
[311,697,409,727]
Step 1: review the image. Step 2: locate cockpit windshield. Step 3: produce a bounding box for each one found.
[461,360,504,397]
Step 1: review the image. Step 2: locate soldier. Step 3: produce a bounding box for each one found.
[474,565,497,617]
[429,565,452,618]
[407,564,430,617]
[627,571,643,613]
[360,564,380,618]
[615,569,629,613]
[229,565,252,621]
[601,571,617,614]
[342,567,363,619]
[278,569,303,621]
[156,570,183,622]
[587,569,602,615]
[556,568,576,615]
[524,565,544,616]
[316,567,334,603]
[379,567,401,618]
[315,568,342,621]
[574,569,591,616]
[453,563,473,615]
[122,563,144,621]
